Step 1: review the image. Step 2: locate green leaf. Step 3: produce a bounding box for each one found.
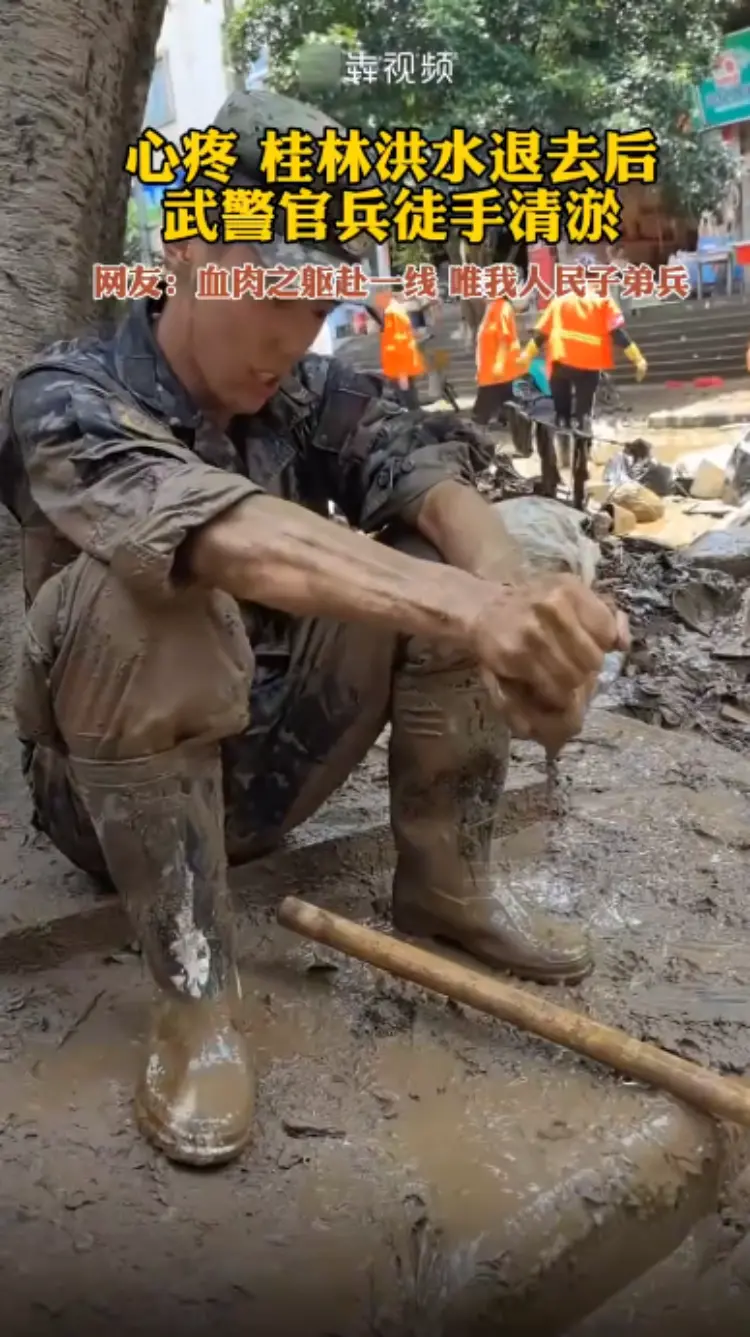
[224,0,738,216]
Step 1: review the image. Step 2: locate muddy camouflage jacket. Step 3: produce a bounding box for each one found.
[0,299,491,660]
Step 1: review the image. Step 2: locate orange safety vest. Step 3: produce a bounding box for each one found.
[536,292,625,372]
[476,297,524,386]
[380,303,426,380]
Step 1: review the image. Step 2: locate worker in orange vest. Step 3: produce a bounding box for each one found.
[375,289,426,408]
[472,292,524,424]
[520,255,648,432]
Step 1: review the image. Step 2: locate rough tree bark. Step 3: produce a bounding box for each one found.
[0,0,167,382]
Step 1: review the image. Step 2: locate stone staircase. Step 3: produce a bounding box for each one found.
[613,297,750,385]
[336,296,750,397]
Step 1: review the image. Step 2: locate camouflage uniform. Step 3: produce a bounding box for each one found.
[1,295,491,872]
[0,87,594,1167]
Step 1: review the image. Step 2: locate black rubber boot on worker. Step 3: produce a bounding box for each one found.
[555,427,573,470]
[534,420,562,496]
[70,745,255,1167]
[571,421,593,511]
[389,663,593,984]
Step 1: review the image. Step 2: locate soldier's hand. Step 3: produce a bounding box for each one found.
[480,671,599,752]
[470,575,629,714]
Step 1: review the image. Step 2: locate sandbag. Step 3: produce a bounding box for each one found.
[607,481,665,523]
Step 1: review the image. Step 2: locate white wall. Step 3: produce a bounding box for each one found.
[138,4,268,253]
[141,16,333,359]
[149,0,233,141]
[144,0,268,140]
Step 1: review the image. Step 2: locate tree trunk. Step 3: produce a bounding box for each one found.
[0,0,167,382]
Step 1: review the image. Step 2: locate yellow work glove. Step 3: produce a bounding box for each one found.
[624,342,647,382]
[518,339,538,371]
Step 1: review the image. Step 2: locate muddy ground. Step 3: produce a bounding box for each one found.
[5,707,750,1335]
[3,489,750,1333]
[595,537,750,752]
[482,449,750,757]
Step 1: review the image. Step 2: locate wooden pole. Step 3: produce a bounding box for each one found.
[278,896,750,1128]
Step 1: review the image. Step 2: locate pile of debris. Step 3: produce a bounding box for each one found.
[587,428,750,537]
[594,536,750,752]
[475,447,750,753]
[477,452,535,502]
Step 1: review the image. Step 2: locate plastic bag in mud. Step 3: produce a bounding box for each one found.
[490,495,600,587]
[603,438,673,497]
[491,497,623,715]
[721,434,750,507]
[591,650,627,706]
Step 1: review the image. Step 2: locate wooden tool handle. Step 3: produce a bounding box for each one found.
[278,896,750,1129]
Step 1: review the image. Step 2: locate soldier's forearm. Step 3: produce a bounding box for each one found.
[186,492,485,645]
[413,480,528,584]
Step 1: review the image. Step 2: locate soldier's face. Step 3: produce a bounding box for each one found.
[170,242,333,415]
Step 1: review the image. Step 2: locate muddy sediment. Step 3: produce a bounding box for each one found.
[594,537,750,753]
[0,709,750,1333]
[3,456,750,1330]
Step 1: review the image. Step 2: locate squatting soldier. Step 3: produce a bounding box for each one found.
[0,92,628,1168]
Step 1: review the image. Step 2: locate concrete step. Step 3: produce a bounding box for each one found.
[629,325,750,351]
[611,354,749,384]
[344,349,749,392]
[628,297,750,327]
[338,301,750,396]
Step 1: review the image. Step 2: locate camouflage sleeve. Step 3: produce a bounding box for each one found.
[9,370,262,599]
[300,355,494,531]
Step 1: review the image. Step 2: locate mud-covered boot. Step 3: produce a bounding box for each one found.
[389,664,593,984]
[70,745,254,1167]
[571,422,592,511]
[507,404,534,458]
[534,420,562,497]
[556,429,573,470]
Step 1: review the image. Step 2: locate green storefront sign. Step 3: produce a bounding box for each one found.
[694,28,750,130]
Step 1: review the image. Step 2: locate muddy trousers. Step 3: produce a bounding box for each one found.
[17,500,594,991]
[17,500,594,1162]
[472,381,515,425]
[549,364,598,510]
[549,364,599,430]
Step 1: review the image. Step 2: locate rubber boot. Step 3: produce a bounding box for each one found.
[572,421,592,511]
[557,430,573,470]
[70,745,255,1167]
[389,664,593,984]
[506,404,534,458]
[535,420,562,497]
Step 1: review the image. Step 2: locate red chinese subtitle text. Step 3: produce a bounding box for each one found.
[92,261,691,304]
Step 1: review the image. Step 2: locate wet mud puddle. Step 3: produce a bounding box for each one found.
[2,715,750,1330]
[0,909,724,1337]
